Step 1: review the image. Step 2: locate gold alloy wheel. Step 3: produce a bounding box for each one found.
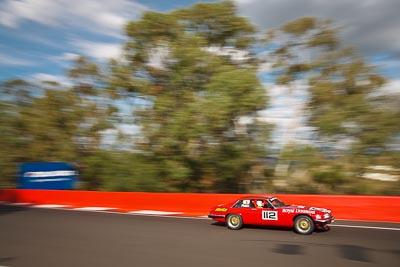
[230,215,239,226]
[227,214,243,230]
[294,215,315,234]
[298,218,310,230]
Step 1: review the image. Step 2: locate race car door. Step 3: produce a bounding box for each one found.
[260,207,280,226]
[230,199,259,225]
[251,199,280,226]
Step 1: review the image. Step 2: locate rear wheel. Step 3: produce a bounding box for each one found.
[226,214,243,230]
[294,215,314,235]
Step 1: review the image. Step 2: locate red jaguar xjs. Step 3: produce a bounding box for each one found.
[208,196,334,235]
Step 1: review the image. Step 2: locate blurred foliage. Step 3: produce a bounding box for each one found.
[0,1,270,193]
[264,145,400,196]
[267,17,399,151]
[119,0,269,192]
[264,17,400,195]
[0,3,399,195]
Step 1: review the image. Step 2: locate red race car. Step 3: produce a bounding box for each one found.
[208,196,334,235]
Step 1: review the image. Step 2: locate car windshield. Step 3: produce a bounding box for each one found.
[269,197,287,208]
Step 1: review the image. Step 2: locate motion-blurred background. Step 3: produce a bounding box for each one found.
[1,0,399,195]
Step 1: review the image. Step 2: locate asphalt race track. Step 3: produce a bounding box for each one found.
[0,205,399,267]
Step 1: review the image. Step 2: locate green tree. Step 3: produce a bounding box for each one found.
[0,79,37,187]
[67,56,119,151]
[111,1,270,192]
[266,17,400,194]
[0,57,118,189]
[267,17,398,151]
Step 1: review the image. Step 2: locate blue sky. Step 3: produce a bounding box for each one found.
[0,0,217,82]
[1,0,399,83]
[1,0,399,147]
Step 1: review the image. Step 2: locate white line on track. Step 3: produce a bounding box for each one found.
[2,203,400,230]
[128,210,183,215]
[73,207,116,211]
[330,224,400,231]
[125,213,210,220]
[32,204,70,209]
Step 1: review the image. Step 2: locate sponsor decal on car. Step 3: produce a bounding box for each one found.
[282,208,295,214]
[215,207,228,212]
[296,209,316,214]
[282,208,316,214]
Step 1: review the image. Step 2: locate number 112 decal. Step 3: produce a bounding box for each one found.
[262,211,278,220]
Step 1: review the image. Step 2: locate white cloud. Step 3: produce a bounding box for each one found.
[258,62,273,73]
[0,53,34,66]
[49,52,80,62]
[266,83,309,102]
[235,0,400,59]
[22,33,64,49]
[0,0,61,28]
[119,124,140,135]
[380,79,400,95]
[71,39,123,60]
[258,82,313,146]
[31,73,71,86]
[205,46,250,62]
[44,53,81,69]
[148,46,170,69]
[0,0,147,37]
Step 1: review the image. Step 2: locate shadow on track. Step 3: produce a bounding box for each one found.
[0,256,16,265]
[210,221,330,234]
[0,204,28,215]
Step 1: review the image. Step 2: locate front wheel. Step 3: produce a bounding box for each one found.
[316,224,330,232]
[294,215,314,235]
[226,214,243,230]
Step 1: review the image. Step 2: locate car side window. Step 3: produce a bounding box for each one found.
[233,199,254,208]
[263,202,273,209]
[253,199,264,208]
[241,199,254,208]
[248,200,255,208]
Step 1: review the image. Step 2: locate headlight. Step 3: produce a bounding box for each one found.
[323,213,330,219]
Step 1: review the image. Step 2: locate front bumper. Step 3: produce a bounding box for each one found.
[315,216,335,224]
[208,214,225,219]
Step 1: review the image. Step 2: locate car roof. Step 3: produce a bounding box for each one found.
[238,195,275,200]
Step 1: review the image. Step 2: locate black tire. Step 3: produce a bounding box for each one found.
[316,224,330,232]
[226,214,243,230]
[294,215,315,235]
